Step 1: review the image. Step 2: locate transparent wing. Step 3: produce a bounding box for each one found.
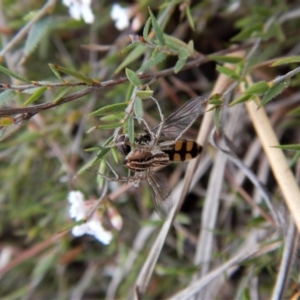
[152,96,207,139]
[147,171,173,219]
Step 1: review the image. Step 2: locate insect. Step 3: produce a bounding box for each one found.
[107,96,207,217]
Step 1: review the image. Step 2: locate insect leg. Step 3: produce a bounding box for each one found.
[149,96,165,146]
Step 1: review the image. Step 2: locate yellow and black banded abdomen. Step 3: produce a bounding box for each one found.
[164,140,202,162]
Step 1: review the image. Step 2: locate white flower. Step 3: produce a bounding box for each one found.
[110,4,130,30]
[62,0,95,24]
[67,191,113,245]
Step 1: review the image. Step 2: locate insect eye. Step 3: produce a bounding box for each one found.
[116,134,131,155]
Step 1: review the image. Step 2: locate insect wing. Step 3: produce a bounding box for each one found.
[153,96,207,139]
[147,172,173,218]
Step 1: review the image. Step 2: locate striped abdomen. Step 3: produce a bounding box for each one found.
[124,148,169,172]
[163,140,202,161]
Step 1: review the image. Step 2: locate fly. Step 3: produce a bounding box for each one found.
[108,96,207,217]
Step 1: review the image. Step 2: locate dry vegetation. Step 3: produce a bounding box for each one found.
[0,0,300,299]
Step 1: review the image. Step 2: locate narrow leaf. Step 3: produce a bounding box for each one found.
[52,87,71,104]
[89,102,129,117]
[231,23,262,41]
[127,116,134,144]
[271,56,300,67]
[0,64,30,83]
[53,65,96,85]
[272,144,300,151]
[185,5,195,31]
[77,136,114,175]
[148,8,166,46]
[125,68,142,86]
[134,97,144,122]
[111,146,120,164]
[229,94,252,106]
[174,58,187,74]
[244,81,270,95]
[261,80,290,106]
[143,17,152,41]
[24,17,50,58]
[115,44,147,74]
[187,40,194,55]
[0,90,16,105]
[209,55,244,64]
[23,86,47,106]
[164,34,189,52]
[138,52,167,72]
[136,89,153,99]
[100,113,125,122]
[178,47,189,60]
[49,63,65,82]
[120,41,140,54]
[87,122,123,132]
[97,159,106,188]
[216,65,240,81]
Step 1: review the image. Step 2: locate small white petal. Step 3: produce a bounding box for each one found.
[68,191,86,220]
[88,220,113,245]
[81,3,95,23]
[69,3,82,20]
[72,224,88,236]
[62,0,72,6]
[110,4,130,30]
[68,191,84,204]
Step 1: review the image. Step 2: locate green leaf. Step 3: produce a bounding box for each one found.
[23,86,47,106]
[272,144,300,151]
[77,136,114,175]
[185,5,195,31]
[127,116,134,144]
[100,112,125,122]
[24,17,50,59]
[244,81,270,95]
[52,65,96,85]
[268,21,285,42]
[125,68,142,86]
[209,55,244,64]
[164,34,189,52]
[111,146,120,164]
[229,94,252,106]
[0,90,16,105]
[134,97,143,122]
[138,52,167,72]
[115,44,147,74]
[271,56,300,67]
[143,17,152,41]
[136,89,153,99]
[261,80,290,106]
[0,64,30,83]
[52,87,71,104]
[87,122,123,132]
[187,40,194,55]
[89,102,129,117]
[120,41,140,54]
[231,23,263,41]
[178,47,189,60]
[216,65,240,81]
[208,94,223,106]
[97,159,106,188]
[174,58,187,73]
[48,63,65,82]
[148,8,166,46]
